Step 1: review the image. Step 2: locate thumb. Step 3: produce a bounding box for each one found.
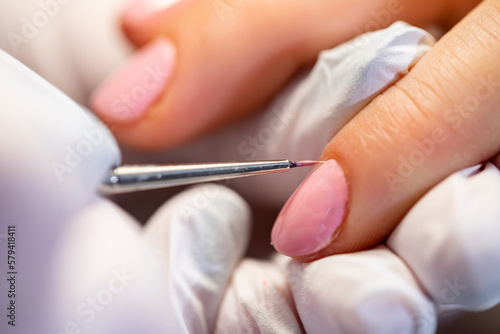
[271,0,500,261]
[90,0,469,150]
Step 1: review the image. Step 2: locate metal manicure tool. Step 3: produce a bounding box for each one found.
[100,160,322,195]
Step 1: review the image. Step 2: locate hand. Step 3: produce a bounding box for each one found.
[2,2,499,332]
[89,0,500,262]
[2,43,499,334]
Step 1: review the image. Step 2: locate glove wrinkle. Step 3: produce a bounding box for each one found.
[144,185,251,333]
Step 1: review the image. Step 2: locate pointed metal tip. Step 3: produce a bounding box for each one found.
[290,160,324,168]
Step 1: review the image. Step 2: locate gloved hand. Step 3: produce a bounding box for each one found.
[0,49,253,334]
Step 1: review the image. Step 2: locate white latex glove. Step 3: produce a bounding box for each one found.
[0,49,252,334]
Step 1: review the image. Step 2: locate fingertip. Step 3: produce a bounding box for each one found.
[271,160,349,260]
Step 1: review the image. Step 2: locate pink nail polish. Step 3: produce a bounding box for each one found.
[271,160,348,257]
[91,38,176,123]
[122,0,185,23]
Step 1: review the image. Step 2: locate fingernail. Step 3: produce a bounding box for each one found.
[271,160,348,257]
[123,0,184,23]
[91,38,176,123]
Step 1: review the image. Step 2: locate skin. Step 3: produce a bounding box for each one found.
[112,0,479,150]
[93,0,500,260]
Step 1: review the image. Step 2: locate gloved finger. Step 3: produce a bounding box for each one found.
[271,0,500,261]
[0,49,120,208]
[91,0,476,150]
[0,50,126,332]
[0,194,174,333]
[214,259,303,334]
[0,47,170,333]
[386,163,500,313]
[143,184,251,334]
[278,246,436,334]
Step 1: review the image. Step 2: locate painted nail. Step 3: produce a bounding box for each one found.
[123,0,184,23]
[271,160,348,257]
[91,38,176,124]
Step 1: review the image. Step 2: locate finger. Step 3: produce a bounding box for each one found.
[278,246,436,334]
[214,259,303,334]
[91,0,476,150]
[143,184,251,333]
[387,163,500,312]
[144,22,435,208]
[271,0,500,261]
